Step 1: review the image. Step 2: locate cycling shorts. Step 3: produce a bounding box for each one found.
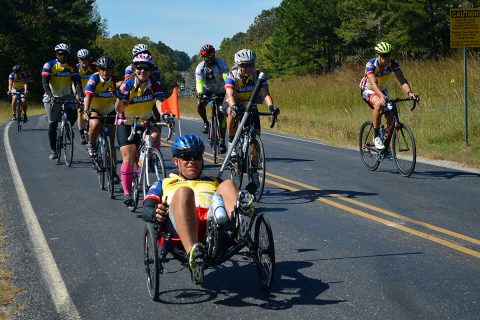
[91,109,116,126]
[240,105,260,131]
[361,89,390,109]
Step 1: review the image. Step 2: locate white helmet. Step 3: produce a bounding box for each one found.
[132,43,149,56]
[234,49,256,65]
[77,49,90,60]
[55,43,70,53]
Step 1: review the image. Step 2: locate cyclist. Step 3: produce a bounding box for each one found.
[77,48,97,145]
[7,64,29,122]
[225,49,279,187]
[195,44,229,153]
[143,134,240,285]
[115,53,168,208]
[83,56,121,182]
[42,43,83,160]
[359,41,419,150]
[124,43,161,83]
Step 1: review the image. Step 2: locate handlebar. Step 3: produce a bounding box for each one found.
[258,111,278,128]
[387,97,419,112]
[127,115,175,142]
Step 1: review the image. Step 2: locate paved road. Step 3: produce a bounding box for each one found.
[1,115,479,320]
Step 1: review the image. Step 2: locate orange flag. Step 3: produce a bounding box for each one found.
[161,86,180,118]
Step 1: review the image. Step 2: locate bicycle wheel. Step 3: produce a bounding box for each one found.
[16,102,22,132]
[253,214,275,290]
[392,123,416,177]
[144,222,160,301]
[105,137,116,199]
[56,125,62,164]
[248,136,266,201]
[132,165,142,212]
[210,117,218,164]
[97,137,106,190]
[63,121,74,167]
[229,142,243,189]
[359,120,380,171]
[143,149,166,196]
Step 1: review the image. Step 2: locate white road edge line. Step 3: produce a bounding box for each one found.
[3,122,81,320]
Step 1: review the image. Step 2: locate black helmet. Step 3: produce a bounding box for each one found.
[96,56,115,69]
[12,64,21,72]
[172,134,205,158]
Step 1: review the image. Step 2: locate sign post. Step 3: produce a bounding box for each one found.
[450,4,479,145]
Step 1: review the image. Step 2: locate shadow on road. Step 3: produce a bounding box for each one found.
[412,170,480,180]
[262,188,377,204]
[154,258,344,309]
[266,157,314,164]
[297,248,424,262]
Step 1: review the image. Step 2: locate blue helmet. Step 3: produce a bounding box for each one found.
[172,134,205,158]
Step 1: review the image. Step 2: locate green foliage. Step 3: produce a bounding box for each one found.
[0,0,104,98]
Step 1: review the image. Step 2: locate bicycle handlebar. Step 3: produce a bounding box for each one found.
[127,115,175,142]
[387,97,419,112]
[257,111,278,128]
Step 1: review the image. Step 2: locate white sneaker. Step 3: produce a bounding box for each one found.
[373,136,385,150]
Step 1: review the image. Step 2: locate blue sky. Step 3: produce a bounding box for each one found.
[96,0,282,57]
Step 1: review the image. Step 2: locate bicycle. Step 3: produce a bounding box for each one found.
[143,189,275,301]
[359,97,418,177]
[129,115,175,212]
[88,112,117,199]
[219,72,278,202]
[54,99,83,167]
[9,91,24,132]
[200,94,225,164]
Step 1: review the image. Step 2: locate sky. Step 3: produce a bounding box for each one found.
[96,0,282,57]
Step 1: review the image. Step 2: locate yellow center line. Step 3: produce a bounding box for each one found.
[266,172,480,246]
[266,179,480,259]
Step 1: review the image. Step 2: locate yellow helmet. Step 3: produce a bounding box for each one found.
[374,42,392,55]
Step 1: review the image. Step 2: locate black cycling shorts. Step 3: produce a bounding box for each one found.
[116,124,145,147]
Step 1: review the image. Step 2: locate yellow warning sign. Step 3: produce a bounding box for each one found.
[450,8,480,48]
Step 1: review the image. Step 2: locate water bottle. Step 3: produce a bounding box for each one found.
[208,192,229,226]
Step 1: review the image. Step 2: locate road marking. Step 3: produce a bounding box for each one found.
[265,179,480,259]
[266,172,480,246]
[3,122,81,319]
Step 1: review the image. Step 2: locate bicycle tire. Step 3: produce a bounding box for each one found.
[210,112,219,164]
[359,120,380,171]
[392,123,416,177]
[253,214,275,290]
[95,137,105,190]
[144,222,160,301]
[143,149,166,197]
[229,141,243,189]
[248,136,266,201]
[56,125,62,164]
[63,121,74,167]
[16,101,22,132]
[132,163,142,212]
[105,137,116,199]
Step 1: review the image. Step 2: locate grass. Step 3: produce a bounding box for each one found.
[179,53,480,168]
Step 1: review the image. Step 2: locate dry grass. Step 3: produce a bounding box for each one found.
[179,54,480,168]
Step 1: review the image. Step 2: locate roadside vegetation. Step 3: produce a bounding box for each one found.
[0,222,21,319]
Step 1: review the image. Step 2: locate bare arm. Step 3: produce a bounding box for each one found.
[115,98,125,113]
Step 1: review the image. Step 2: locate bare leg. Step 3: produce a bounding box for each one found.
[216,179,238,219]
[170,186,198,253]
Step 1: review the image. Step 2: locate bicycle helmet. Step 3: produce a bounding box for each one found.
[172,134,205,158]
[54,43,70,53]
[77,49,90,60]
[12,64,21,72]
[132,43,149,56]
[234,49,256,65]
[132,53,155,66]
[374,42,392,55]
[200,44,215,57]
[96,56,115,69]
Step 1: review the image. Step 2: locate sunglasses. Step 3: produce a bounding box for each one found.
[239,63,254,68]
[179,155,202,162]
[98,67,112,72]
[135,65,151,71]
[379,53,391,58]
